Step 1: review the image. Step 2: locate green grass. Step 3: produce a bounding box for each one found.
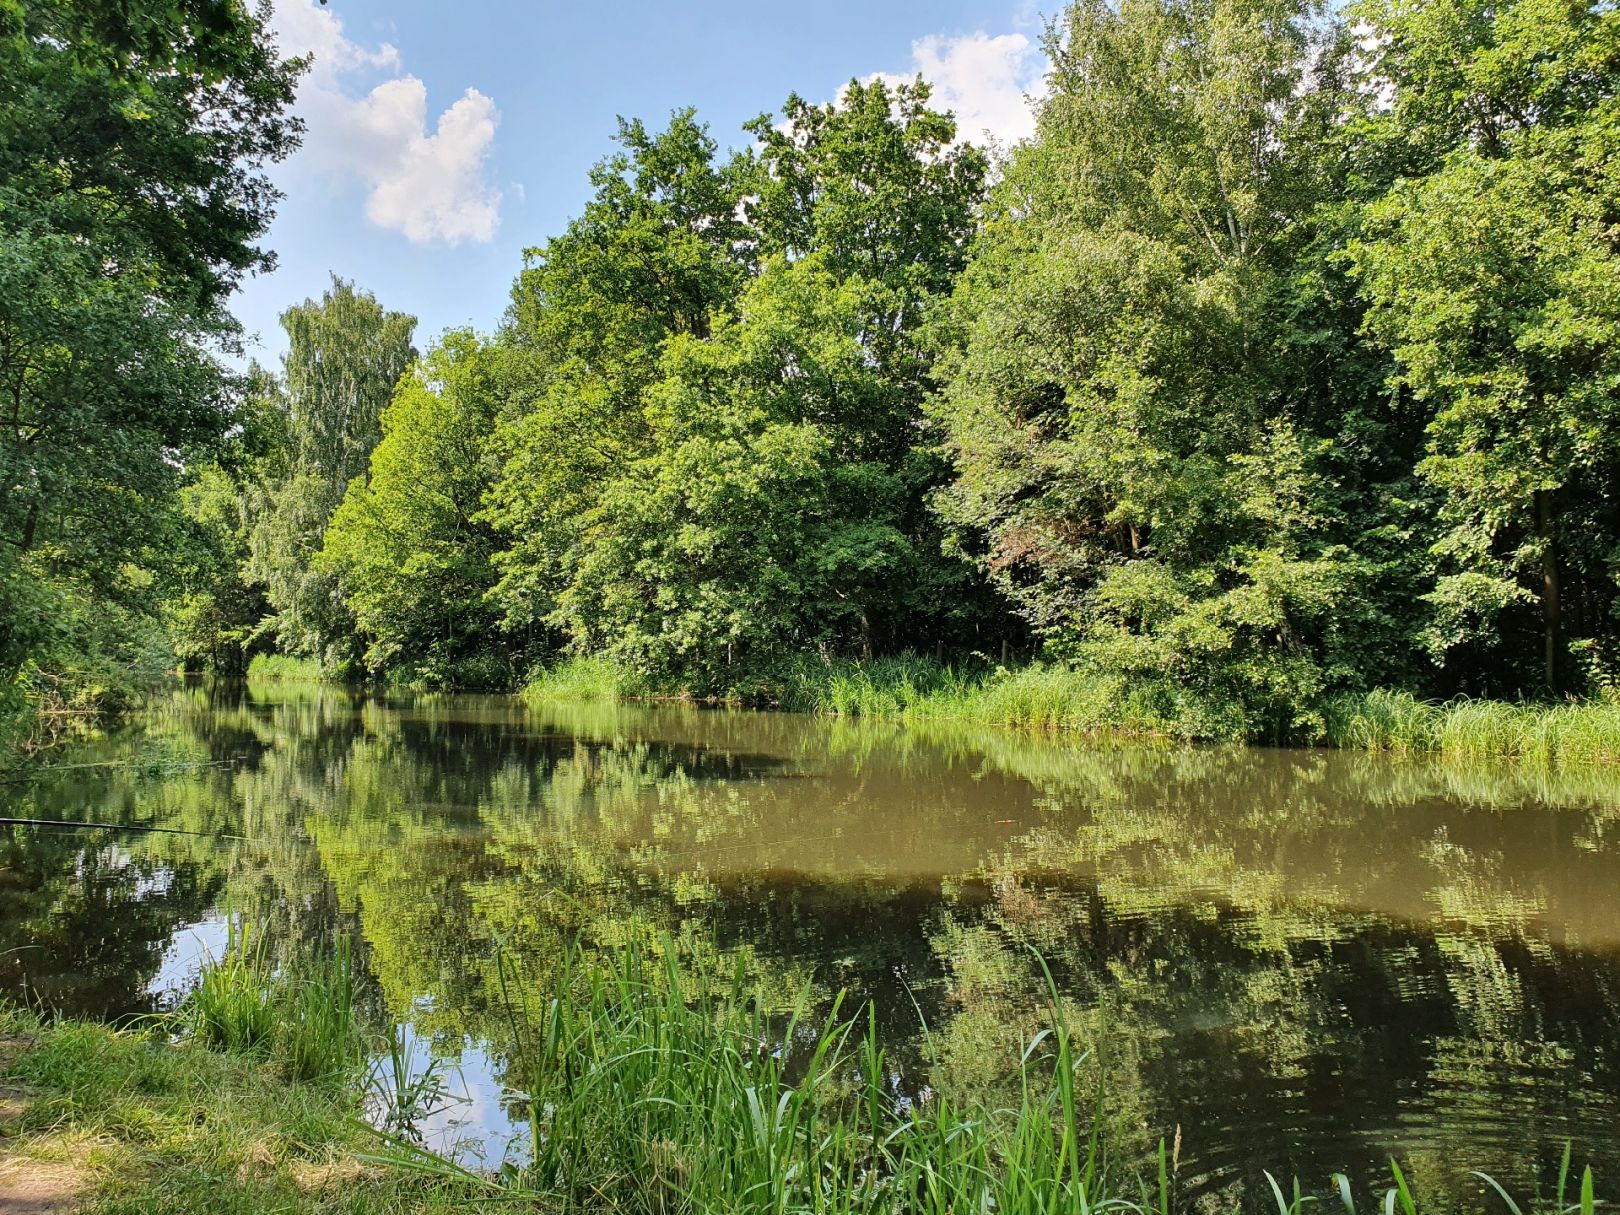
[178,924,366,1084]
[1323,689,1620,765]
[372,941,1600,1214]
[0,1002,493,1214]
[246,653,328,683]
[523,651,1620,764]
[522,653,641,703]
[1,938,1603,1214]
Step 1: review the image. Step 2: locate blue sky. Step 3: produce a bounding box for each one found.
[236,0,1049,365]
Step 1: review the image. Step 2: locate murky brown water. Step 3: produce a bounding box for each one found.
[4,681,1619,1208]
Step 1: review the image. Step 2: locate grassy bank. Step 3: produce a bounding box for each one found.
[245,653,329,683]
[0,939,1601,1214]
[0,1002,484,1214]
[523,653,1620,765]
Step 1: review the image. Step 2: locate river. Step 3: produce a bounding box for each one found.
[3,679,1618,1209]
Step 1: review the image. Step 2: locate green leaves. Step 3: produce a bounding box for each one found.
[0,0,299,705]
[320,331,505,687]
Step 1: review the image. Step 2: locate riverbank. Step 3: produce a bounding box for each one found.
[0,939,1601,1215]
[0,1004,484,1214]
[523,654,1620,765]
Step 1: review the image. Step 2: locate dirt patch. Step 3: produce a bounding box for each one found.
[0,1155,84,1215]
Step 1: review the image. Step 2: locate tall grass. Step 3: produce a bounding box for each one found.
[178,924,366,1084]
[378,940,1135,1213]
[1324,690,1620,766]
[776,654,1178,738]
[368,941,1602,1214]
[245,653,327,683]
[523,653,638,703]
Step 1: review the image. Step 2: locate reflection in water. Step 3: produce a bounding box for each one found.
[3,681,1619,1207]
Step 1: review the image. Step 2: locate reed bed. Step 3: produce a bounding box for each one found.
[245,653,328,683]
[1323,690,1620,765]
[525,652,1620,764]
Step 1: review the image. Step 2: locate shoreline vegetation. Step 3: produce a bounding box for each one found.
[517,654,1620,767]
[0,940,1600,1215]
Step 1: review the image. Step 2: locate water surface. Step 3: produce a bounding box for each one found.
[4,681,1619,1209]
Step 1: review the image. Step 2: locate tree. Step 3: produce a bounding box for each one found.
[554,80,994,689]
[321,331,505,686]
[931,0,1378,736]
[482,112,749,646]
[1348,0,1620,694]
[248,277,416,670]
[0,0,300,713]
[168,367,288,674]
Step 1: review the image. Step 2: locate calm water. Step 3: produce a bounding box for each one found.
[4,681,1620,1208]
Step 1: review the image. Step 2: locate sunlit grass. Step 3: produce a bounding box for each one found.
[1324,690,1620,766]
[245,653,327,683]
[522,653,639,703]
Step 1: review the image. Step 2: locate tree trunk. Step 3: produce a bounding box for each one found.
[1538,489,1562,693]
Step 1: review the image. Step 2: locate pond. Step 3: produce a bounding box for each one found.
[3,680,1619,1209]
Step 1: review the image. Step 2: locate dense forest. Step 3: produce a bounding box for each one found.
[4,0,1619,747]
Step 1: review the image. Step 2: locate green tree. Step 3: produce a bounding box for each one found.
[168,367,289,674]
[932,0,1379,736]
[321,330,505,686]
[1348,0,1620,694]
[0,0,300,719]
[248,278,416,671]
[562,259,918,686]
[483,112,748,647]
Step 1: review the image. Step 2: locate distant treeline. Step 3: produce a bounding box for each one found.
[5,0,1619,744]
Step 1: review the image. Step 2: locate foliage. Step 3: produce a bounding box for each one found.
[1347,0,1620,694]
[321,331,506,687]
[0,0,300,733]
[248,278,417,672]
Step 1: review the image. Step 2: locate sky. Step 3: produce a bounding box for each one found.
[234,0,1051,365]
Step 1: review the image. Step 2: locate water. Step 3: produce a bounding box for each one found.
[4,680,1620,1208]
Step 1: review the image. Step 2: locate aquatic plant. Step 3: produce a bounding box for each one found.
[360,940,1604,1214]
[178,924,367,1085]
[245,653,328,683]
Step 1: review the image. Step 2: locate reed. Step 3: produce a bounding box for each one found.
[1324,691,1620,766]
[522,653,638,703]
[177,924,367,1085]
[368,940,1604,1214]
[245,653,327,683]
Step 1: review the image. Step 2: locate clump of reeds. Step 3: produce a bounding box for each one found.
[522,653,637,703]
[177,923,366,1084]
[1324,690,1620,766]
[245,653,327,683]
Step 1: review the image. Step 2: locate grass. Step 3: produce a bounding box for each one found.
[178,923,366,1084]
[523,653,641,703]
[1323,689,1620,765]
[0,939,1603,1213]
[371,941,1599,1214]
[245,653,328,683]
[0,1002,491,1214]
[525,652,1620,765]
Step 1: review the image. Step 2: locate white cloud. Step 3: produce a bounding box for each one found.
[869,30,1046,148]
[271,0,501,246]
